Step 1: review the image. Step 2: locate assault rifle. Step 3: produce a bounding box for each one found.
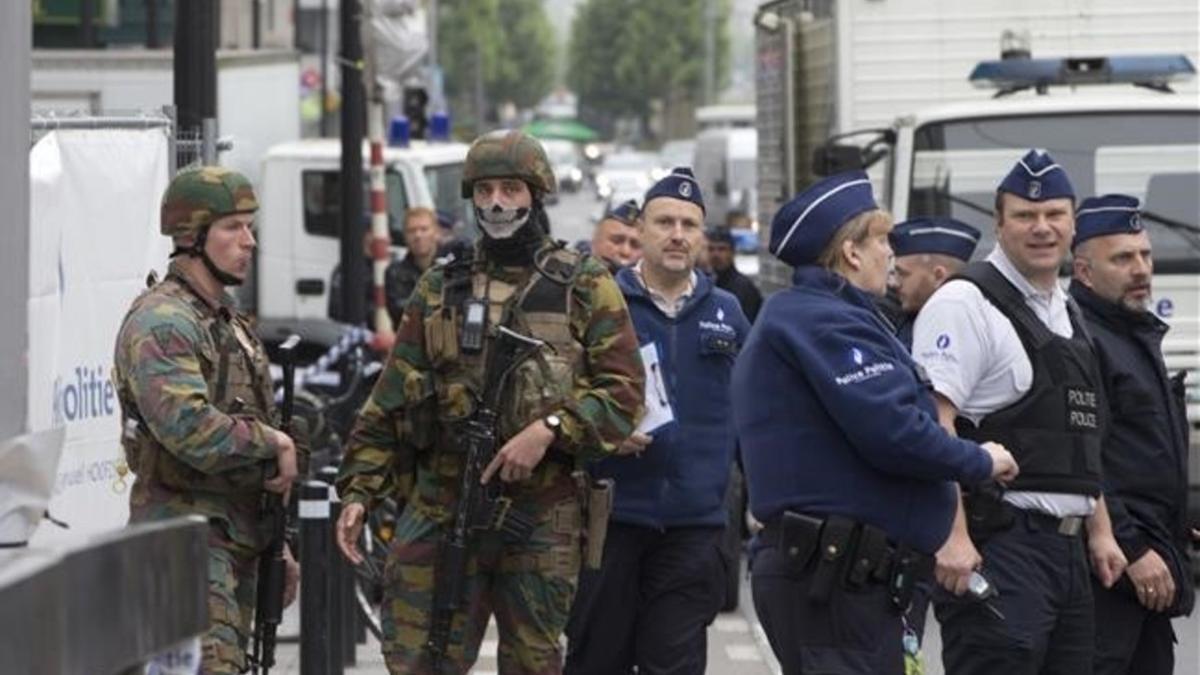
[426,326,545,671]
[251,333,301,674]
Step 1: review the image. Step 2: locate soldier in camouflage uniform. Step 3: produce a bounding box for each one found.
[335,130,645,675]
[113,166,302,674]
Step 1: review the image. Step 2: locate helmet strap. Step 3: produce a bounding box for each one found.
[176,227,244,286]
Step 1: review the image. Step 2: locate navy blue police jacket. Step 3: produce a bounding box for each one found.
[732,266,993,554]
[588,266,751,529]
[1070,280,1194,615]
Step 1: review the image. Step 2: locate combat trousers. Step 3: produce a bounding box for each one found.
[381,494,582,675]
[1093,578,1176,675]
[750,544,904,675]
[934,508,1094,675]
[564,524,727,675]
[202,526,259,675]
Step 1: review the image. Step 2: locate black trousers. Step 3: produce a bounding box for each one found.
[750,544,904,675]
[1093,578,1176,675]
[934,509,1094,675]
[564,523,726,675]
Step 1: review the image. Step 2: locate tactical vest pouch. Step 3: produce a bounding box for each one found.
[777,511,822,576]
[122,419,157,479]
[809,515,855,604]
[424,308,461,367]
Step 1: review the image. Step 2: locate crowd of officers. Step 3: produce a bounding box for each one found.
[112,129,1194,675]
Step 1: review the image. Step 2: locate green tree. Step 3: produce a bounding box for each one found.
[568,0,730,137]
[437,0,558,125]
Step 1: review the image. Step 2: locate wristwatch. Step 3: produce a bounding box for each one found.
[543,413,563,442]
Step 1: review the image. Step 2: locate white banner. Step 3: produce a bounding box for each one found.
[27,129,171,544]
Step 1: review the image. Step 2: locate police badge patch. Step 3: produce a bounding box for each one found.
[1027,180,1042,199]
[678,180,692,198]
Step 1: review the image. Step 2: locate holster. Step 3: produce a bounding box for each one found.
[809,515,855,604]
[887,546,933,615]
[845,524,890,589]
[964,483,1015,544]
[777,511,822,575]
[577,471,613,570]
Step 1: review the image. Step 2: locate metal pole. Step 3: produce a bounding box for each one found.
[0,0,30,441]
[703,0,716,105]
[320,0,330,137]
[174,0,218,143]
[299,480,333,675]
[340,0,367,327]
[201,117,219,165]
[473,42,485,134]
[318,467,348,674]
[362,0,396,352]
[252,0,262,49]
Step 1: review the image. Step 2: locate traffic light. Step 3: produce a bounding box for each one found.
[403,86,429,139]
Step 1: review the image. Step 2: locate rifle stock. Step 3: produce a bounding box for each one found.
[252,333,301,674]
[426,327,545,670]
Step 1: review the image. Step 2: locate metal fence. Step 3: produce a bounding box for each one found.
[31,106,230,177]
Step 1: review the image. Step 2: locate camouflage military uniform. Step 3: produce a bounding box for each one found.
[113,167,283,674]
[337,131,645,675]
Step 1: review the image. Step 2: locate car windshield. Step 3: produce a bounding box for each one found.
[542,141,579,165]
[909,111,1200,272]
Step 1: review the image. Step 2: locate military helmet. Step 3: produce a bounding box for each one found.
[160,166,259,237]
[461,130,557,198]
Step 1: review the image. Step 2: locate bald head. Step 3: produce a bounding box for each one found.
[1072,231,1153,311]
[891,252,966,313]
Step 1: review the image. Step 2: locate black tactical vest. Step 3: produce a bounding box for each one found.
[952,263,1104,496]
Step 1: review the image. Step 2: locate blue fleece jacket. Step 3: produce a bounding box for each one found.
[589,267,750,529]
[732,266,993,554]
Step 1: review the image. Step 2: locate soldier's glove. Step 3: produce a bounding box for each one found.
[286,417,312,479]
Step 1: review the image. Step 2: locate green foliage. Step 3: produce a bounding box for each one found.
[437,0,558,113]
[567,0,731,123]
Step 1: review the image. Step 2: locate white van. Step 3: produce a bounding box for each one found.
[693,127,759,240]
[255,139,470,320]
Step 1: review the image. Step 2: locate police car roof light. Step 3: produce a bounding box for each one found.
[968,54,1196,96]
[388,115,411,148]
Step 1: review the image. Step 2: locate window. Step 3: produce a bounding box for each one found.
[910,112,1200,271]
[302,169,411,241]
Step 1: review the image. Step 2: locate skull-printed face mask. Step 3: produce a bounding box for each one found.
[474,201,532,239]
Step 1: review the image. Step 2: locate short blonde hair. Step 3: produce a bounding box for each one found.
[404,206,437,229]
[816,209,893,272]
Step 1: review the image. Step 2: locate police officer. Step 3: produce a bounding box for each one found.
[113,166,302,674]
[888,217,981,348]
[588,199,643,272]
[334,130,645,675]
[914,150,1128,674]
[1068,195,1194,674]
[566,168,750,675]
[732,171,1018,675]
[705,225,763,322]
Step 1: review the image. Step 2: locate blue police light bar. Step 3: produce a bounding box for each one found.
[969,54,1196,94]
[429,111,451,142]
[388,115,411,147]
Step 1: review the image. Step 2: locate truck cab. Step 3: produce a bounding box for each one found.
[872,92,1200,427]
[255,139,470,320]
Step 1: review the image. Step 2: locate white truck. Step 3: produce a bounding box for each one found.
[253,138,471,321]
[754,0,1200,432]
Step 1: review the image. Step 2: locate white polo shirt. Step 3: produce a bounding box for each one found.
[913,245,1094,518]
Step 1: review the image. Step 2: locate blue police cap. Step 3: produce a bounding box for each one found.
[890,217,981,262]
[1071,194,1144,250]
[769,170,877,267]
[705,226,735,245]
[643,167,705,214]
[997,149,1075,202]
[604,199,640,226]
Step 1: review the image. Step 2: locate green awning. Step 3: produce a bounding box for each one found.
[522,118,600,143]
